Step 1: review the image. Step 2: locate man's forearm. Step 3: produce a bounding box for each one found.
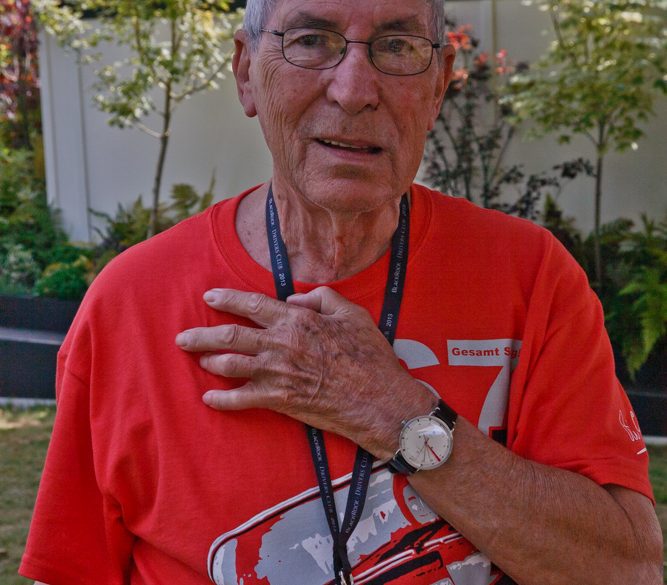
[407,417,663,585]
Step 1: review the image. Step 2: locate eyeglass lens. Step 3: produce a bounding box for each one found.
[281,28,435,76]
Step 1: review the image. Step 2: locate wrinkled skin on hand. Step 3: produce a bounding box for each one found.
[176,287,433,458]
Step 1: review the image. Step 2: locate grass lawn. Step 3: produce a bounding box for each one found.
[0,407,54,585]
[0,406,665,583]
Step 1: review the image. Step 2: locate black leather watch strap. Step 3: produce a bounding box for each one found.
[388,451,418,475]
[433,399,457,430]
[387,399,457,475]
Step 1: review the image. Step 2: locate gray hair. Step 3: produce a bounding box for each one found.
[243,0,447,51]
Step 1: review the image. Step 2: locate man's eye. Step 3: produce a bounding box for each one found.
[294,34,329,48]
[377,37,412,55]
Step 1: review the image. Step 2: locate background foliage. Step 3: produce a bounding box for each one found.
[0,0,40,150]
[542,201,667,380]
[505,0,667,288]
[424,13,666,380]
[0,1,222,299]
[423,21,594,220]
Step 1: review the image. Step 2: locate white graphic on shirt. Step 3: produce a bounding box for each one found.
[208,465,503,584]
[393,339,439,370]
[447,339,522,437]
[619,409,642,442]
[447,552,495,585]
[393,339,442,397]
[619,409,647,454]
[301,532,334,575]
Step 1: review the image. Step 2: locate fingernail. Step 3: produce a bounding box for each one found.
[175,332,190,347]
[203,291,217,303]
[202,391,215,405]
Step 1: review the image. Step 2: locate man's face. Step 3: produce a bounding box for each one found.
[233,0,454,213]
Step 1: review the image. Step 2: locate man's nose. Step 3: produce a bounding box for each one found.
[325,43,381,114]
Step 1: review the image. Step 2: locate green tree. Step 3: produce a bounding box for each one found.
[34,0,241,236]
[506,0,667,289]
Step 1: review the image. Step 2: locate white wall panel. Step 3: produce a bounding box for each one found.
[39,32,92,241]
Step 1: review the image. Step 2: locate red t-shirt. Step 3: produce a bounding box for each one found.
[20,185,652,585]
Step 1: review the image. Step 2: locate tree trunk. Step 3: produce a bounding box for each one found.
[147,84,172,239]
[147,18,180,239]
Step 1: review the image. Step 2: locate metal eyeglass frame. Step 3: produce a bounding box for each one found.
[260,27,442,77]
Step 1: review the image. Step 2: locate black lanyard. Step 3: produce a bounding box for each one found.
[265,186,410,585]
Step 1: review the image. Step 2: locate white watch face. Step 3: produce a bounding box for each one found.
[399,416,453,470]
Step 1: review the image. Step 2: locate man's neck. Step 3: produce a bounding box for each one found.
[235,182,402,283]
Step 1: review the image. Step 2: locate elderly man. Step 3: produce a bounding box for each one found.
[21,0,662,584]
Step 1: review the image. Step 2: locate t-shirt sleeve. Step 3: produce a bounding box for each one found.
[507,235,654,503]
[19,356,135,585]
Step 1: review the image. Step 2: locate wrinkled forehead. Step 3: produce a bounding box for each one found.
[268,0,433,36]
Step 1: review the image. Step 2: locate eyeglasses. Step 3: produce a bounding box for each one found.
[260,27,441,76]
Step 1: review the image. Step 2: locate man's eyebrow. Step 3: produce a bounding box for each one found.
[376,16,427,35]
[282,12,338,30]
[280,12,427,35]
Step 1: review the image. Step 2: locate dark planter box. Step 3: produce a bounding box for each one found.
[0,294,80,333]
[0,294,81,400]
[0,339,61,399]
[614,342,666,437]
[626,390,667,438]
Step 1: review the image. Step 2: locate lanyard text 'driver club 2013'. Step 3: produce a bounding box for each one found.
[265,185,410,585]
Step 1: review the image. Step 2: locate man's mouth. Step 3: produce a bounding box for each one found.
[316,138,382,154]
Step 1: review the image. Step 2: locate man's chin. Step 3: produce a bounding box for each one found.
[301,177,404,214]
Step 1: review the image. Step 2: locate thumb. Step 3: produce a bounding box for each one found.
[287,286,356,316]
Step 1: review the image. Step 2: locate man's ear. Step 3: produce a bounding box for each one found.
[428,44,456,131]
[232,29,257,118]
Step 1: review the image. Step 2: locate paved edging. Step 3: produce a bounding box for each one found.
[0,326,65,346]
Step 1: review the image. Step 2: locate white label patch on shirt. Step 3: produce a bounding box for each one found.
[447,339,521,366]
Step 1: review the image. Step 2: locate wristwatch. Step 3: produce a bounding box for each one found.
[388,399,458,475]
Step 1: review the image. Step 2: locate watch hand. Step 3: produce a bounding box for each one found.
[424,439,442,462]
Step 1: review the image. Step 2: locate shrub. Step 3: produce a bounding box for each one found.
[542,200,667,379]
[35,256,92,300]
[0,243,40,292]
[91,180,215,255]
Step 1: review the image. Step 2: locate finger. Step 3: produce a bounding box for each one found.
[176,323,268,353]
[202,386,271,411]
[199,353,255,378]
[287,286,365,318]
[203,289,290,327]
[284,292,322,312]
